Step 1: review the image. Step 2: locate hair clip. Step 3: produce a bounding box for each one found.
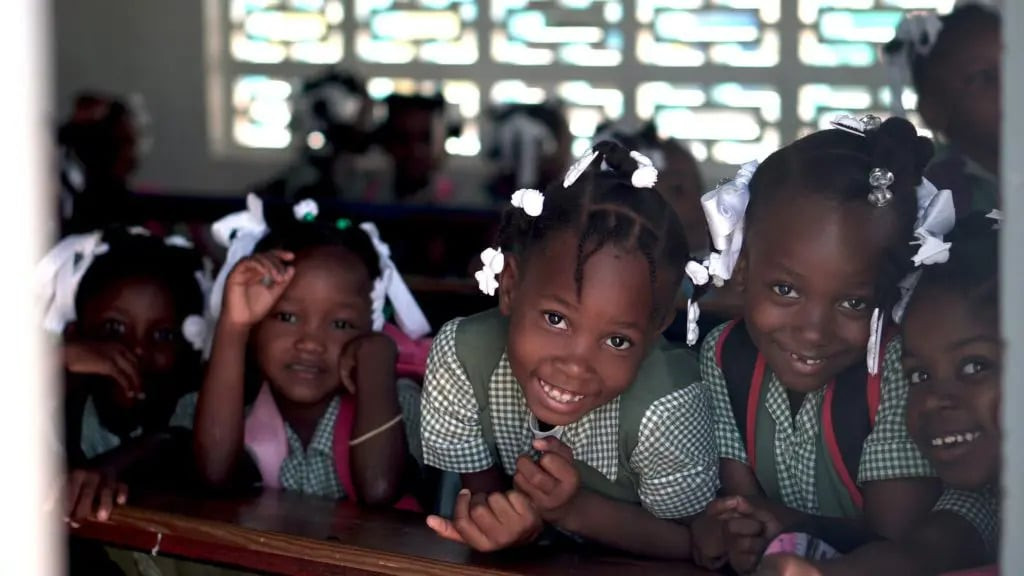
[474,247,504,296]
[831,114,882,137]
[986,209,1002,229]
[293,198,319,222]
[563,148,599,189]
[182,314,208,352]
[868,168,894,207]
[335,218,353,230]
[866,308,884,375]
[629,151,658,188]
[511,188,545,217]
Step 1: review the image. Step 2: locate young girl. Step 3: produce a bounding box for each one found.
[884,4,1002,217]
[421,141,718,559]
[38,228,209,472]
[195,195,428,506]
[690,116,946,573]
[757,214,1001,576]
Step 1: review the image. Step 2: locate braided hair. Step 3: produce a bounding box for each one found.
[745,117,934,313]
[497,140,690,318]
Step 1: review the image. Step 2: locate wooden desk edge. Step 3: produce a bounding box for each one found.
[72,506,521,576]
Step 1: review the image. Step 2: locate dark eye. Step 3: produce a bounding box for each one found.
[545,312,567,330]
[771,284,798,299]
[839,298,868,312]
[152,329,177,343]
[606,335,632,351]
[907,369,928,385]
[102,319,126,337]
[275,312,297,324]
[961,360,988,377]
[333,319,356,331]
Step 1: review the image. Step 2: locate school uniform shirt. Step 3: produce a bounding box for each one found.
[925,144,999,218]
[80,392,198,460]
[700,323,934,516]
[421,318,718,519]
[933,487,1000,559]
[277,396,345,499]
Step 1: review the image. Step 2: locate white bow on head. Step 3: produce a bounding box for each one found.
[892,178,958,323]
[700,160,759,286]
[884,11,944,116]
[359,222,431,339]
[208,193,270,324]
[36,232,110,335]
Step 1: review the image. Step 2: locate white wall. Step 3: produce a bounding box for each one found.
[53,0,284,195]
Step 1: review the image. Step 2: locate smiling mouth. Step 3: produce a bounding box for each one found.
[286,362,326,378]
[930,430,983,448]
[538,379,584,405]
[789,352,825,366]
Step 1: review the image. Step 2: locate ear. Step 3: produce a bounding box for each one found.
[497,255,520,316]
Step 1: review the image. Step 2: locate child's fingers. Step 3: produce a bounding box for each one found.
[705,496,741,518]
[109,350,143,398]
[506,490,537,518]
[533,437,573,460]
[116,483,128,505]
[537,450,575,481]
[65,471,85,518]
[96,485,115,522]
[514,456,557,493]
[727,516,765,537]
[71,474,100,521]
[426,515,466,544]
[485,491,519,522]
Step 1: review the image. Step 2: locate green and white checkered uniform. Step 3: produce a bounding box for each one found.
[700,322,935,517]
[934,487,1000,558]
[81,391,198,460]
[422,313,718,519]
[278,396,344,499]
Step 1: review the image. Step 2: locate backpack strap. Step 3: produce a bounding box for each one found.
[453,309,510,464]
[821,329,893,510]
[716,320,764,469]
[332,395,421,511]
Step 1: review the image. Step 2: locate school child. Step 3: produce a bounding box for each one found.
[690,116,948,573]
[420,141,718,559]
[37,227,210,474]
[194,195,430,507]
[884,4,1002,216]
[757,213,1001,576]
[487,102,572,204]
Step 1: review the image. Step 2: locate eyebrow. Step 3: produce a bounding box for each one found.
[950,334,1001,349]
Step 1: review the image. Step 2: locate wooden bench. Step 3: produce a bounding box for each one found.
[70,490,716,575]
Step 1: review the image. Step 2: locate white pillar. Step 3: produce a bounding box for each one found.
[0,0,59,574]
[1002,0,1023,572]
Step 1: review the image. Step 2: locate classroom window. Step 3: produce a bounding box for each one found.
[207,0,955,171]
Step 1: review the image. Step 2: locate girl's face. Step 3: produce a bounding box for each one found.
[78,276,181,396]
[253,247,373,409]
[904,285,1001,490]
[498,229,670,426]
[738,195,897,393]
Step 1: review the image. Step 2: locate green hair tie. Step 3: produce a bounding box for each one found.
[335,218,353,230]
[302,212,317,222]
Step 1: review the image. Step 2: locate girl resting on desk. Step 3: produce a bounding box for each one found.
[420,141,719,559]
[195,194,429,508]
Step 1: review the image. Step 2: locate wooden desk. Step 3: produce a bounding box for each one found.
[71,490,716,576]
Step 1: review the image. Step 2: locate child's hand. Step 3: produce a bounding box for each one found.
[64,341,142,401]
[512,437,580,524]
[338,332,398,395]
[426,488,543,552]
[222,250,295,328]
[756,554,824,576]
[723,496,784,574]
[65,468,128,528]
[691,497,743,570]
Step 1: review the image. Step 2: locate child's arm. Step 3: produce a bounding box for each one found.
[342,333,406,506]
[194,251,295,486]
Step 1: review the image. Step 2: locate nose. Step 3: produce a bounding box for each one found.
[552,338,595,382]
[796,302,833,348]
[922,379,959,412]
[294,323,326,354]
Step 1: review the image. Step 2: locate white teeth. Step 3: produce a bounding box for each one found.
[930,431,982,447]
[790,353,823,366]
[539,381,583,404]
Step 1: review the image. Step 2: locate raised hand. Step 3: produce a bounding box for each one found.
[426,488,543,552]
[221,250,295,328]
[338,332,398,395]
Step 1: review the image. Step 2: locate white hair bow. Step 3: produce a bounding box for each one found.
[700,160,759,286]
[884,11,944,116]
[358,222,431,339]
[475,248,504,296]
[208,193,270,324]
[511,188,545,217]
[892,178,957,323]
[36,232,110,335]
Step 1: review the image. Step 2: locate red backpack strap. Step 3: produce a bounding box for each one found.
[332,396,359,501]
[717,320,764,469]
[822,383,864,509]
